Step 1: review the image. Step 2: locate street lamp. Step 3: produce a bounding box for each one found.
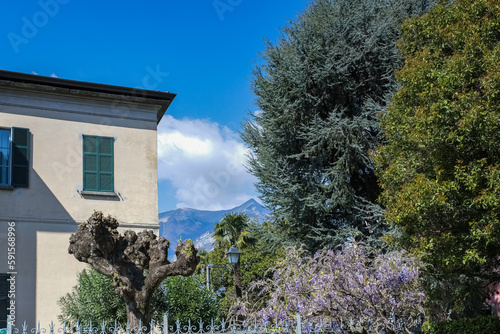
[227,245,242,298]
[227,245,240,264]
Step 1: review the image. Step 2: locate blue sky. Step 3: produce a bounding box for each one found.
[1,0,307,212]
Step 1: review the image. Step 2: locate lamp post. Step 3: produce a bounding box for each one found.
[206,263,231,290]
[227,245,242,298]
[205,245,242,298]
[227,245,240,264]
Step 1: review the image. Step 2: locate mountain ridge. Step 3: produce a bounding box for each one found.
[159,198,270,252]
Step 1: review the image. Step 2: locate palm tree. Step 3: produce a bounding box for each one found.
[195,249,209,274]
[213,212,254,298]
[214,212,253,248]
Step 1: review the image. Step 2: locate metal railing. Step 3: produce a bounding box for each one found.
[5,313,422,334]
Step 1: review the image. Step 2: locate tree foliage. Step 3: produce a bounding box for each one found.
[155,275,221,327]
[241,243,425,334]
[242,0,430,251]
[423,315,500,334]
[58,267,128,326]
[374,0,500,318]
[208,244,283,292]
[59,267,220,327]
[213,213,254,250]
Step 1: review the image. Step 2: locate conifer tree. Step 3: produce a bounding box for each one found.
[242,0,429,250]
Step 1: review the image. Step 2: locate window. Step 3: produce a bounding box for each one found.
[0,130,9,185]
[83,135,114,192]
[0,127,30,188]
[0,273,8,329]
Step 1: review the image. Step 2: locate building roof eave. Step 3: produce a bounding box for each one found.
[0,69,176,124]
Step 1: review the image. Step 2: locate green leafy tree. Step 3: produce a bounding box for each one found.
[195,249,210,274]
[374,0,500,319]
[242,0,430,251]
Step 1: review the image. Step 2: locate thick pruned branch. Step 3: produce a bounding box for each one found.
[69,211,200,299]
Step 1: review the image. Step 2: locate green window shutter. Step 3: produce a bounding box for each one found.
[11,127,30,187]
[98,136,114,192]
[83,135,114,192]
[83,135,98,191]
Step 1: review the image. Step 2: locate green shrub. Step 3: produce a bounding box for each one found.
[423,315,500,334]
[58,267,128,326]
[153,274,221,326]
[59,267,221,327]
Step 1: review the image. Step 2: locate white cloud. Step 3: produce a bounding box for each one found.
[157,115,257,211]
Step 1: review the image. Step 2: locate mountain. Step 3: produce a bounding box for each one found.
[159,198,270,253]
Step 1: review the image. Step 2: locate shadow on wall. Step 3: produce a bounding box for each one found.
[0,165,83,328]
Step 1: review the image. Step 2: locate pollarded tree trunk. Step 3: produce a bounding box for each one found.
[124,293,152,331]
[68,212,199,331]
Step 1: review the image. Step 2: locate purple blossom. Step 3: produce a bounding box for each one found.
[297,302,304,314]
[400,272,408,283]
[245,242,425,332]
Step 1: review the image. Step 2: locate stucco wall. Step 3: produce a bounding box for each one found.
[0,85,160,225]
[0,222,87,328]
[0,83,164,326]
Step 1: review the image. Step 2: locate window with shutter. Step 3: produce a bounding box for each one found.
[0,130,10,186]
[0,127,30,188]
[83,135,114,192]
[11,127,30,187]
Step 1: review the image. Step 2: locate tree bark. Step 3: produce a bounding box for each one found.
[124,293,152,332]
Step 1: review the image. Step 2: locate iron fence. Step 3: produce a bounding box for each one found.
[5,314,422,334]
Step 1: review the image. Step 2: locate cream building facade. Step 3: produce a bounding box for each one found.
[0,70,175,329]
